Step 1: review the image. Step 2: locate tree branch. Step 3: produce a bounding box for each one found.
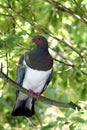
[46,0,87,25]
[0,69,80,110]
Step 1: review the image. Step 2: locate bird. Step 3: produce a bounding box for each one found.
[11,35,53,117]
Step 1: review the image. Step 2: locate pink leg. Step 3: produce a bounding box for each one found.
[29,89,41,98]
[29,89,34,94]
[37,93,41,98]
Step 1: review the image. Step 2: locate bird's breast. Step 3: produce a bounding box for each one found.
[25,49,53,70]
[22,60,52,93]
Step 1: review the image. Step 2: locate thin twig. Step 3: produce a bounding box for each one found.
[46,0,87,24]
[6,52,8,76]
[16,43,30,50]
[54,58,74,68]
[72,0,85,14]
[47,32,83,58]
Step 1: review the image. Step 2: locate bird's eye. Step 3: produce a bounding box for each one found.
[38,37,41,40]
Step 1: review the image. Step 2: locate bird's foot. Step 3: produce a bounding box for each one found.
[37,93,41,99]
[29,89,41,99]
[29,89,34,94]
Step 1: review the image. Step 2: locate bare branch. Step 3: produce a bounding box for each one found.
[72,0,85,14]
[0,69,81,110]
[46,0,87,25]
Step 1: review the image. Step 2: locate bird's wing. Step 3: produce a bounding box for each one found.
[41,68,53,93]
[16,55,25,86]
[12,54,35,117]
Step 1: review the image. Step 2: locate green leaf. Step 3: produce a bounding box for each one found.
[4,34,16,49]
[41,122,57,130]
[60,93,68,103]
[71,117,85,123]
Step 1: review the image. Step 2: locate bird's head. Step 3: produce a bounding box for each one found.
[30,35,48,49]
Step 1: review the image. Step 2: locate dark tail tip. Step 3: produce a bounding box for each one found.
[12,98,35,118]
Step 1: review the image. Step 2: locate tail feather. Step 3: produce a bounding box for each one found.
[12,97,35,117]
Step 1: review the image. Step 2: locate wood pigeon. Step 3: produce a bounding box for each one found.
[12,35,53,117]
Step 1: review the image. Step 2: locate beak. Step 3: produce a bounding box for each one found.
[29,39,33,44]
[29,38,35,44]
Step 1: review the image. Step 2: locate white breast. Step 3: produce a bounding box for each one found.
[22,60,52,93]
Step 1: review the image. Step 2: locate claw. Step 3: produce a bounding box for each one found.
[29,89,41,99]
[37,93,41,98]
[29,89,34,94]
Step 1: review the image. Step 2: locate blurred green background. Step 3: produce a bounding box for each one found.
[0,0,87,129]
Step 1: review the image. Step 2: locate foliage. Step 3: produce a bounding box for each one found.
[0,0,87,129]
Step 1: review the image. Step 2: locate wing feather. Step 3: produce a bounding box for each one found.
[16,55,25,85]
[41,68,53,93]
